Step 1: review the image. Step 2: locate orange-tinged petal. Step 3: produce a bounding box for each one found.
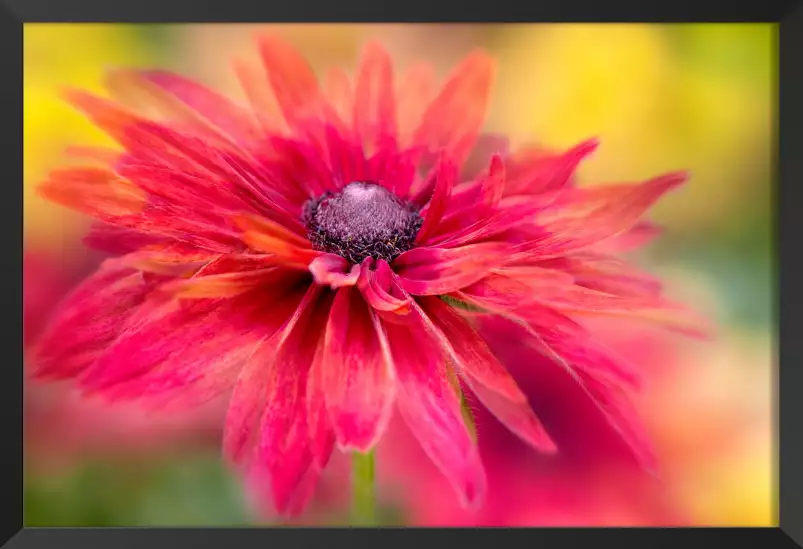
[258,35,321,129]
[412,50,494,165]
[234,213,320,269]
[39,166,146,220]
[62,89,142,143]
[396,62,436,147]
[232,56,284,134]
[353,41,397,153]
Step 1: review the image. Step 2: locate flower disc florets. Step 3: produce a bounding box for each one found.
[303,181,423,265]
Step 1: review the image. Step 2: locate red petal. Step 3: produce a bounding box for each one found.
[417,297,557,454]
[83,223,165,256]
[306,328,336,468]
[357,258,412,314]
[80,288,297,410]
[456,290,643,389]
[530,172,687,257]
[383,314,486,508]
[393,243,510,296]
[322,287,395,451]
[411,51,494,166]
[504,139,599,197]
[476,314,657,472]
[258,35,321,130]
[31,260,155,381]
[461,133,510,180]
[353,41,397,153]
[425,198,543,249]
[478,153,506,210]
[396,63,436,147]
[415,155,457,244]
[595,221,663,253]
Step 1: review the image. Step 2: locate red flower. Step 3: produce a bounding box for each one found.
[33,37,704,516]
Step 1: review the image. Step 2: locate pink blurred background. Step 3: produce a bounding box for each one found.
[23,23,775,526]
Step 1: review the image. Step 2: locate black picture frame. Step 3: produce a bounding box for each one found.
[4,0,799,546]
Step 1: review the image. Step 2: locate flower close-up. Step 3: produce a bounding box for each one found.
[33,35,704,518]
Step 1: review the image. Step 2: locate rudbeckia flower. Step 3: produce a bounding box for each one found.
[32,36,703,516]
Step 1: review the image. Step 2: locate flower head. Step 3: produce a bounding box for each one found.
[33,36,703,516]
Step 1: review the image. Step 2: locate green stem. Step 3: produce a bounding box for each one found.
[351,450,376,526]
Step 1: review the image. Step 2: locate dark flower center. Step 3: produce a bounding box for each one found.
[303,181,423,265]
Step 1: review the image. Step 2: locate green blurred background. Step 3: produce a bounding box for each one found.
[23,23,775,527]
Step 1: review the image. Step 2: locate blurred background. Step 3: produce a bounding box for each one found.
[23,23,775,526]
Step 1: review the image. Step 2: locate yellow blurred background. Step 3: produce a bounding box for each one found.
[23,23,775,526]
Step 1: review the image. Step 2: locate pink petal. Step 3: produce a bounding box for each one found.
[222,284,320,466]
[477,154,506,210]
[245,285,332,514]
[353,41,397,153]
[531,172,688,256]
[324,124,367,188]
[83,222,165,256]
[415,155,457,244]
[456,290,642,389]
[461,133,510,180]
[541,253,664,299]
[476,314,656,472]
[357,258,412,314]
[31,260,156,381]
[411,50,495,166]
[595,221,663,253]
[577,369,658,473]
[416,297,556,454]
[504,138,599,197]
[393,243,510,296]
[416,297,522,401]
[383,314,486,508]
[425,198,543,249]
[306,325,336,468]
[309,254,361,289]
[82,281,310,410]
[322,286,395,451]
